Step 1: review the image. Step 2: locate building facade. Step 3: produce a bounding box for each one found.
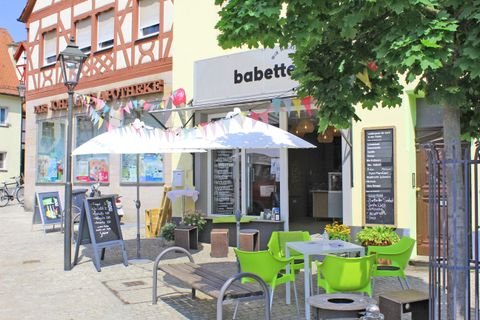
[20,0,429,257]
[0,29,22,183]
[19,0,174,215]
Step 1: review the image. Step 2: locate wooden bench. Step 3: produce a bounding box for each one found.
[152,247,271,320]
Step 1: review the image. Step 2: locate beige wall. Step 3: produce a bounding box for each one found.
[0,94,22,182]
[169,1,246,218]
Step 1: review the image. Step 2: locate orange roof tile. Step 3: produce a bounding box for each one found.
[0,29,19,96]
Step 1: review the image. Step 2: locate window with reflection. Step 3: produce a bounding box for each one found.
[37,119,65,182]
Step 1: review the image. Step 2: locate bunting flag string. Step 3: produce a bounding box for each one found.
[74,87,318,134]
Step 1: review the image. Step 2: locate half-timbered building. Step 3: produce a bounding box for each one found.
[19,0,174,212]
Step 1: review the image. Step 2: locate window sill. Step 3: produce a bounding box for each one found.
[120,182,165,186]
[134,33,159,45]
[40,63,56,70]
[94,46,113,55]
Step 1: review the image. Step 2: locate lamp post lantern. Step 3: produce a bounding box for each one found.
[17,80,26,102]
[58,37,87,271]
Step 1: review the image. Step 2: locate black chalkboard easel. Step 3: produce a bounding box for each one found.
[73,195,128,272]
[33,192,63,232]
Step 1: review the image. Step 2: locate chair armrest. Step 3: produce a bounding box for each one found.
[273,255,295,264]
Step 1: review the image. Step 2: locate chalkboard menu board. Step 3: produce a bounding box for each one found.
[85,197,121,243]
[363,128,395,225]
[213,150,235,214]
[35,192,62,225]
[73,195,128,272]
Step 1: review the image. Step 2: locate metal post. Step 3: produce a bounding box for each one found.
[64,90,74,271]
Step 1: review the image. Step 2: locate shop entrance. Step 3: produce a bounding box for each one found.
[287,117,343,233]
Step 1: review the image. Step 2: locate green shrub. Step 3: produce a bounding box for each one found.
[160,223,176,241]
[355,226,399,247]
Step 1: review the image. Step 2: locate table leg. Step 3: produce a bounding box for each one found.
[304,253,311,320]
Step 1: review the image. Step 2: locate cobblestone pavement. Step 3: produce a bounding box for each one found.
[0,204,429,320]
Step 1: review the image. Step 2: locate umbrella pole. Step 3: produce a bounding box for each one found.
[129,154,149,264]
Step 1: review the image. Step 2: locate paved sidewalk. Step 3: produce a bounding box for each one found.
[0,204,429,320]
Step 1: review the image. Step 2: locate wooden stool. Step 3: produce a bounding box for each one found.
[239,229,260,251]
[211,228,229,257]
[174,226,198,250]
[379,289,429,320]
[307,293,377,319]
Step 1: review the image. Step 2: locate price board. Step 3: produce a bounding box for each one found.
[363,127,396,225]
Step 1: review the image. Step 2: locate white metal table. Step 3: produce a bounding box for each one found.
[285,239,365,320]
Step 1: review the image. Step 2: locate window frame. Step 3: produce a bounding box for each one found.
[75,17,92,54]
[0,152,6,171]
[36,118,66,184]
[43,30,57,67]
[97,10,115,50]
[138,0,160,39]
[0,107,8,126]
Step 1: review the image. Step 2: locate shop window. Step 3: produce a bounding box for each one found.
[0,152,6,170]
[97,10,114,49]
[74,116,109,183]
[0,107,7,126]
[246,149,280,215]
[43,30,57,66]
[121,113,164,184]
[121,154,164,183]
[76,18,92,54]
[138,0,160,38]
[37,119,65,183]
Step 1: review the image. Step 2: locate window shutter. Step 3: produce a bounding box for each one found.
[44,31,56,63]
[139,0,160,30]
[76,18,91,51]
[98,10,114,46]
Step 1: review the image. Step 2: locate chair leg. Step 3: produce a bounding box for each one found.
[398,276,405,289]
[402,276,411,289]
[292,280,300,315]
[270,287,275,310]
[232,301,239,319]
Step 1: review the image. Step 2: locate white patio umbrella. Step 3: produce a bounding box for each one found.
[73,119,205,261]
[168,108,316,246]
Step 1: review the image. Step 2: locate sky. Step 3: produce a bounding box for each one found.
[0,1,27,42]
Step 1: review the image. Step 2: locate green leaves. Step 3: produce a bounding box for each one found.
[215,0,480,138]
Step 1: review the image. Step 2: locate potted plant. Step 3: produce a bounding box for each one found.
[160,222,176,246]
[181,210,207,231]
[324,221,351,241]
[355,225,400,247]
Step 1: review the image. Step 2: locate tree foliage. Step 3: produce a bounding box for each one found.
[215,0,480,138]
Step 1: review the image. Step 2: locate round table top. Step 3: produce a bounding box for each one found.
[307,293,377,311]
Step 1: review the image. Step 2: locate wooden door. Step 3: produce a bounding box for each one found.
[416,149,430,255]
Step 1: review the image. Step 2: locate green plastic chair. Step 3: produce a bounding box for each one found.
[267,231,311,273]
[367,236,416,289]
[234,248,299,313]
[315,254,376,297]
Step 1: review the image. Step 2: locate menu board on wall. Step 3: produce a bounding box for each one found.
[363,128,395,225]
[213,150,235,214]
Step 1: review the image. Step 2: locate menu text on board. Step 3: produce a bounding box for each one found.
[364,128,395,225]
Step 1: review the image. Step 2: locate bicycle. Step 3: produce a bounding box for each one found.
[0,176,24,207]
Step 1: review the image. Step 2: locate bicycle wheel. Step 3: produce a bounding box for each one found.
[15,186,24,204]
[0,189,9,207]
